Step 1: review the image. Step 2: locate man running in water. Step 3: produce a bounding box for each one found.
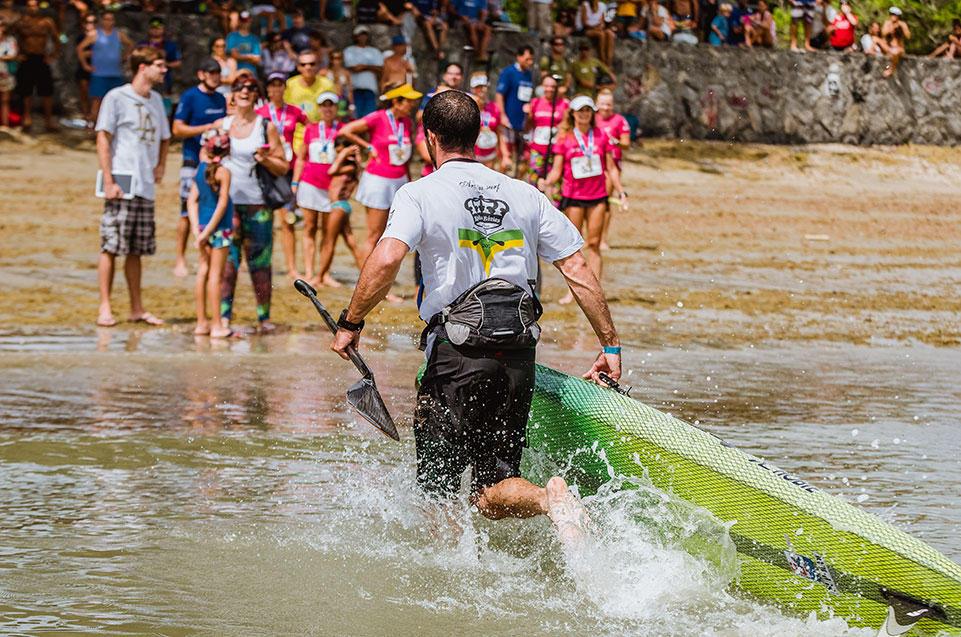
[330,90,621,545]
[13,0,59,131]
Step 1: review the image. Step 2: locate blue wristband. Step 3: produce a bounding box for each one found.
[603,346,621,355]
[291,181,299,186]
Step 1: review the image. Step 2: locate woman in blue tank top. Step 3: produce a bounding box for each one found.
[76,12,131,122]
[186,131,235,338]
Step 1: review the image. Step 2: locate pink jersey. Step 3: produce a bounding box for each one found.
[596,112,630,162]
[552,126,611,200]
[474,101,501,162]
[528,96,569,154]
[300,120,342,190]
[363,109,414,179]
[416,123,434,177]
[257,102,307,155]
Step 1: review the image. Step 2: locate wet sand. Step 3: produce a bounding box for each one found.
[2,131,959,347]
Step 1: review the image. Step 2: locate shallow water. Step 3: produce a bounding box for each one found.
[0,329,958,636]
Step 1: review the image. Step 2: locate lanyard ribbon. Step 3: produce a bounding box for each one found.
[481,109,492,129]
[268,103,287,135]
[318,121,336,147]
[387,111,406,148]
[573,128,594,159]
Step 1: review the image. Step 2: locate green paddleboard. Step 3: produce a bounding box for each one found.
[526,364,961,635]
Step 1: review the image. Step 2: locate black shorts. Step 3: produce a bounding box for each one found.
[559,195,608,210]
[414,340,536,497]
[17,54,54,97]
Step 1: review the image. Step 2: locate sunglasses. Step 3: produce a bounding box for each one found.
[235,84,258,92]
[299,61,317,67]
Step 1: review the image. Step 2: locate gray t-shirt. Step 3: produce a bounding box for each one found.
[383,159,584,320]
[343,44,383,93]
[95,84,171,201]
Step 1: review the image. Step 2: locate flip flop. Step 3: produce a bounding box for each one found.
[210,329,242,339]
[129,312,165,326]
[97,316,117,327]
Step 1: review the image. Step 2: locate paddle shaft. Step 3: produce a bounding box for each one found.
[299,284,372,378]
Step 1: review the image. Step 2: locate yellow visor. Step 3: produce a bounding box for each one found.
[381,83,423,101]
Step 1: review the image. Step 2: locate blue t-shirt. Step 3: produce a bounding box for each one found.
[196,162,234,231]
[495,63,533,130]
[708,15,729,45]
[727,5,750,44]
[137,38,181,92]
[174,86,227,164]
[410,0,435,15]
[453,0,485,19]
[226,31,262,73]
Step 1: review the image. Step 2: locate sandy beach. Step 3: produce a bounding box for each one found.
[2,130,959,347]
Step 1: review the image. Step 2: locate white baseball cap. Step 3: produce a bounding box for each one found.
[569,95,598,112]
[889,6,902,15]
[316,91,339,105]
[469,74,489,88]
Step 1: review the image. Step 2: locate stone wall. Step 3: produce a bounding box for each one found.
[55,14,961,146]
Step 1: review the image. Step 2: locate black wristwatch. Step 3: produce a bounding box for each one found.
[337,309,365,332]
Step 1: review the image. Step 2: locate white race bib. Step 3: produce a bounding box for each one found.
[388,143,412,166]
[282,141,293,162]
[309,140,334,164]
[476,129,498,150]
[516,85,533,102]
[532,125,555,146]
[571,154,603,180]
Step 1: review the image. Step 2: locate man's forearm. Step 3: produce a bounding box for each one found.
[346,238,407,322]
[96,131,113,179]
[554,252,618,347]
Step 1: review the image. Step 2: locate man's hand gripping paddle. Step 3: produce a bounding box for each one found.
[294,279,400,441]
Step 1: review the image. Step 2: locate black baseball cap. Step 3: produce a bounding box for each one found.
[198,57,221,73]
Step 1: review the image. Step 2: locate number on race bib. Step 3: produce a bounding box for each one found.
[309,140,333,164]
[516,85,533,102]
[570,154,603,180]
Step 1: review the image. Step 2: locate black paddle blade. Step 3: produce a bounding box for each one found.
[347,377,400,441]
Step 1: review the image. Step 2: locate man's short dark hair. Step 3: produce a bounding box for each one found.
[444,62,464,74]
[516,44,534,57]
[423,90,480,155]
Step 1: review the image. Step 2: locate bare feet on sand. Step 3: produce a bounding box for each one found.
[173,261,189,277]
[546,476,590,549]
[558,292,575,305]
[321,274,342,288]
[129,312,164,326]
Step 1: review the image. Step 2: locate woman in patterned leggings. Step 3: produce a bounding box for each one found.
[219,76,289,332]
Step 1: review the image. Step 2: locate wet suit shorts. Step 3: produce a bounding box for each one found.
[414,340,536,497]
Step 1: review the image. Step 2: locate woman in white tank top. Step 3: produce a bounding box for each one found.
[580,0,615,68]
[219,76,289,332]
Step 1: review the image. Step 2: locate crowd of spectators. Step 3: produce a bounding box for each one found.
[0,0,959,130]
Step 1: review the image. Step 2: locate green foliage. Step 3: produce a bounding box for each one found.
[502,0,528,27]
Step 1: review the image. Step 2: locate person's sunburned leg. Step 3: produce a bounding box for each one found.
[584,201,605,280]
[98,251,116,325]
[302,208,319,285]
[279,208,302,280]
[208,246,232,337]
[884,46,904,78]
[790,20,799,49]
[559,205,586,304]
[362,207,389,264]
[472,476,588,547]
[194,243,211,334]
[21,95,32,128]
[42,95,54,130]
[124,255,145,318]
[175,212,190,276]
[318,208,345,287]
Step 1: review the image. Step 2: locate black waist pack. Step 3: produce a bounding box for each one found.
[419,278,543,351]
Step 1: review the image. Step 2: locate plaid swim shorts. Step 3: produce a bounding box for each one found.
[100,197,157,256]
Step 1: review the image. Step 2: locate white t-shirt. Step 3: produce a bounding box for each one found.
[860,33,879,53]
[343,44,383,93]
[383,159,584,320]
[95,84,171,201]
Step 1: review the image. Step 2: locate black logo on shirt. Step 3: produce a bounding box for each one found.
[464,195,509,231]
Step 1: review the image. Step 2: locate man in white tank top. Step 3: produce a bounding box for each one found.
[331,90,622,548]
